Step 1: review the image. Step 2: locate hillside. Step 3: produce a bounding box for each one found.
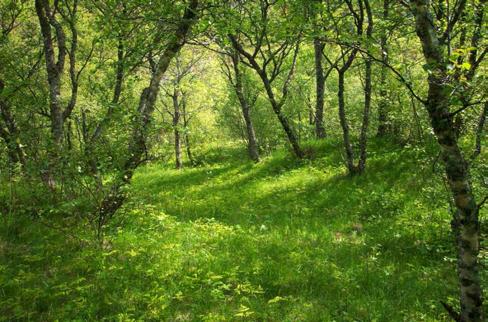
[2,140,486,321]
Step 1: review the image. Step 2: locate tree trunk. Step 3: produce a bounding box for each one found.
[376,0,390,137]
[472,102,486,160]
[86,37,125,177]
[314,37,326,139]
[357,57,371,173]
[231,52,260,162]
[229,35,303,159]
[358,0,373,173]
[0,80,25,167]
[98,0,199,228]
[172,91,182,169]
[35,0,67,149]
[258,70,303,158]
[181,95,195,166]
[412,1,483,320]
[272,99,303,158]
[337,71,356,175]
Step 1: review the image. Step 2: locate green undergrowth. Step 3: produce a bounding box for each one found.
[1,139,486,321]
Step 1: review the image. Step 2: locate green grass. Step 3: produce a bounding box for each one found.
[1,139,486,321]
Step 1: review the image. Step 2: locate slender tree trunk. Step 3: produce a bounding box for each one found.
[337,71,356,175]
[334,48,358,175]
[357,0,373,173]
[314,37,326,138]
[272,99,303,158]
[241,103,260,162]
[410,96,424,142]
[91,38,124,144]
[86,37,125,178]
[229,36,303,158]
[259,72,303,158]
[472,102,486,160]
[0,81,25,167]
[66,120,72,151]
[97,0,199,228]
[231,52,260,162]
[172,91,182,169]
[412,1,483,320]
[181,95,195,166]
[358,57,371,173]
[377,0,390,137]
[35,0,67,149]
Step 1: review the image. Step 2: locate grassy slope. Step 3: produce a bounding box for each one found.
[1,139,486,321]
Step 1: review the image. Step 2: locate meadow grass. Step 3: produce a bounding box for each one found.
[1,139,486,321]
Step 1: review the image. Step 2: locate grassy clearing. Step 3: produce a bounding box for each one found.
[1,139,486,321]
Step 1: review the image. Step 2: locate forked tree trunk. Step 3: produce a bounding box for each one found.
[337,70,357,175]
[229,35,303,159]
[357,56,371,173]
[357,0,373,173]
[35,0,65,155]
[231,52,260,162]
[412,1,483,320]
[86,37,125,177]
[98,0,199,228]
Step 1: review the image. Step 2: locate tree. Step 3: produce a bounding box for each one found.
[35,0,81,150]
[227,0,304,158]
[407,0,484,320]
[0,1,28,168]
[97,0,200,229]
[220,49,260,162]
[323,0,372,175]
[376,0,391,137]
[160,52,203,168]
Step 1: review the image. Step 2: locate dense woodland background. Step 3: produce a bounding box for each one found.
[0,0,487,320]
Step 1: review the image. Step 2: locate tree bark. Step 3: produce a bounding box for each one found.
[181,95,195,166]
[35,0,68,148]
[337,70,356,175]
[358,57,371,173]
[376,0,390,137]
[412,1,483,320]
[86,37,125,177]
[357,0,373,173]
[0,80,25,167]
[231,52,260,162]
[97,0,199,228]
[229,35,304,159]
[472,102,486,160]
[172,90,182,169]
[314,37,326,139]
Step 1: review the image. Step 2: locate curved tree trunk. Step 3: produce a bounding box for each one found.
[231,52,260,162]
[98,0,199,229]
[229,35,303,159]
[412,1,483,320]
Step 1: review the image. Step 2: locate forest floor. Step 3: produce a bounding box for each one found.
[1,139,487,321]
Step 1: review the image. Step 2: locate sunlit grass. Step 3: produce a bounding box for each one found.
[1,139,486,321]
